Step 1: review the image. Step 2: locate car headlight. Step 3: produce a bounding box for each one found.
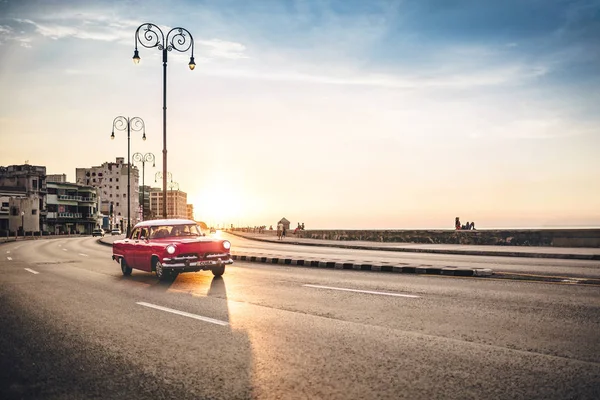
[166,244,176,254]
[222,240,231,250]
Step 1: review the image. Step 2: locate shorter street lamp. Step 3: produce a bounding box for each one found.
[111,116,146,237]
[20,211,24,237]
[132,152,155,221]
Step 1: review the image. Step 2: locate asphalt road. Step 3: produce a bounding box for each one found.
[223,233,600,279]
[1,237,599,399]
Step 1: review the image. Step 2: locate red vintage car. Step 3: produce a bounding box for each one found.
[112,219,233,280]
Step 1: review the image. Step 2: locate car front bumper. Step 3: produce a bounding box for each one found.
[161,256,233,270]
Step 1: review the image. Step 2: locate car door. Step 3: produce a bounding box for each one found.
[136,227,153,272]
[127,228,140,269]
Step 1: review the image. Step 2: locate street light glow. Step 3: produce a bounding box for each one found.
[133,49,140,64]
[188,56,196,70]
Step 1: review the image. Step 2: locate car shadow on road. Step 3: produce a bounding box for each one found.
[117,271,257,397]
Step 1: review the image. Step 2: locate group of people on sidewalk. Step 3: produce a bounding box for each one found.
[455,217,476,230]
[276,222,306,240]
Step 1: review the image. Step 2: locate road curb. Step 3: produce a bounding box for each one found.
[231,253,493,277]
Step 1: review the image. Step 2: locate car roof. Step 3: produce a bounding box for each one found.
[133,218,198,228]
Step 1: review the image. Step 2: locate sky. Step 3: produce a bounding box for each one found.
[1,0,599,229]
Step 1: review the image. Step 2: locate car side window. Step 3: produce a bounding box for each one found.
[130,228,139,240]
[140,228,149,240]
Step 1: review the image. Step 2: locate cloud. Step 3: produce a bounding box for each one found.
[0,22,32,47]
[8,14,249,61]
[13,17,130,43]
[197,39,248,59]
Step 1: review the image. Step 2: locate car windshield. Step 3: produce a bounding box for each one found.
[149,224,202,239]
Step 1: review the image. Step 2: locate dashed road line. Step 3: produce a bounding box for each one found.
[24,268,39,275]
[7,257,13,261]
[136,302,229,326]
[63,248,68,251]
[79,253,89,257]
[303,284,420,298]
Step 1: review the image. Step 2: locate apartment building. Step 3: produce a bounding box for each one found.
[139,185,153,220]
[76,157,140,231]
[0,164,46,234]
[45,177,100,234]
[149,187,188,219]
[186,203,194,220]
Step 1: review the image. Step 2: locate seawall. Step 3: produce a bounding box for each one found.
[293,229,600,248]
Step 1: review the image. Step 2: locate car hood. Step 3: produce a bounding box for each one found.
[115,237,225,245]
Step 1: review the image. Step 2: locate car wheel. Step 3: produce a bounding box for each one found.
[212,264,225,277]
[155,260,166,280]
[121,259,132,276]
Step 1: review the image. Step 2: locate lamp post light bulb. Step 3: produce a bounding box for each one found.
[133,49,140,64]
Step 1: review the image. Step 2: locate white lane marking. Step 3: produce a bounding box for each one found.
[6,251,10,254]
[7,257,13,261]
[63,248,68,251]
[136,302,229,326]
[25,268,39,275]
[303,284,420,298]
[79,253,89,257]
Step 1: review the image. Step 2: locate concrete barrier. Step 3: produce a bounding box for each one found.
[292,229,600,248]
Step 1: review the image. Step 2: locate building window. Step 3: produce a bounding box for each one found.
[110,178,113,182]
[32,209,37,215]
[123,194,126,198]
[110,194,113,197]
[32,179,38,190]
[116,178,119,182]
[116,186,119,190]
[93,178,96,182]
[116,202,120,206]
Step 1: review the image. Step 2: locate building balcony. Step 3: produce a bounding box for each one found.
[58,212,82,218]
[59,194,83,201]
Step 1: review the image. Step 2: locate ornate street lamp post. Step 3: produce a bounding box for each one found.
[132,152,155,221]
[111,116,146,237]
[133,23,195,219]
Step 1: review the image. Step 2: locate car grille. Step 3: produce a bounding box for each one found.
[204,252,230,259]
[169,253,199,262]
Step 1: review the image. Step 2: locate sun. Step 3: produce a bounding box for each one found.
[192,185,242,227]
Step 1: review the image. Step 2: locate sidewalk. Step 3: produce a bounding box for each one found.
[227,231,600,261]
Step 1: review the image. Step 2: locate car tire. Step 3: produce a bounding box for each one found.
[212,264,225,277]
[155,260,167,280]
[121,259,132,276]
